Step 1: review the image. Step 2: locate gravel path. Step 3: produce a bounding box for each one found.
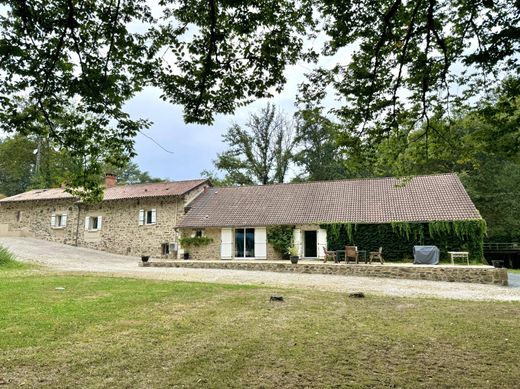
[2,237,519,302]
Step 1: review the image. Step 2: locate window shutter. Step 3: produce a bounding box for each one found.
[61,214,67,227]
[317,229,327,259]
[50,214,56,227]
[293,228,302,256]
[151,209,157,224]
[221,228,233,259]
[254,227,267,259]
[97,216,102,230]
[138,210,145,226]
[85,217,90,230]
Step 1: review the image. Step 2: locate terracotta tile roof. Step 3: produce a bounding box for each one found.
[0,179,208,203]
[178,174,481,228]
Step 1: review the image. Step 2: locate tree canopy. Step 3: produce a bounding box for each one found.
[1,0,518,195]
[0,134,161,197]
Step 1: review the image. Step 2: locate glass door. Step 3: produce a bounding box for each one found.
[235,228,255,258]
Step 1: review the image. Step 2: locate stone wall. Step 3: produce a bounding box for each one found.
[76,197,185,257]
[143,260,509,286]
[180,227,284,260]
[0,193,198,258]
[267,241,284,260]
[0,199,79,244]
[181,228,221,260]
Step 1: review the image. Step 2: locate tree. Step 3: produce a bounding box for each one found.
[0,2,152,200]
[293,108,348,181]
[369,76,520,240]
[1,1,518,195]
[107,162,163,184]
[212,104,295,185]
[0,133,161,197]
[0,135,36,196]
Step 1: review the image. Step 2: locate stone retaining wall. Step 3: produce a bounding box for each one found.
[142,260,508,286]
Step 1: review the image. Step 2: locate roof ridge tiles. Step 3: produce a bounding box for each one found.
[211,173,458,190]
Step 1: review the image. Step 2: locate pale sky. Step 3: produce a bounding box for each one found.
[128,48,347,182]
[127,69,305,181]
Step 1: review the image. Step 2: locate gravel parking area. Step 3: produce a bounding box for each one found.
[2,237,519,301]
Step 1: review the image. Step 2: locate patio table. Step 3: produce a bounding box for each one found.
[336,250,367,263]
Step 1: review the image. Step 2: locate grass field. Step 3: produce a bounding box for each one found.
[1,266,519,388]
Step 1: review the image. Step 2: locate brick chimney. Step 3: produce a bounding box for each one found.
[104,174,117,188]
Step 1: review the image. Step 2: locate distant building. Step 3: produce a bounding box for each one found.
[0,175,210,258]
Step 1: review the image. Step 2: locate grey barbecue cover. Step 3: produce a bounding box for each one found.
[413,245,440,265]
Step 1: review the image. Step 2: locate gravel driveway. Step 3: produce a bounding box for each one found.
[2,237,519,302]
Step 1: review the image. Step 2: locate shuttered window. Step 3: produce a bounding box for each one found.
[139,209,156,225]
[51,213,67,228]
[85,216,103,231]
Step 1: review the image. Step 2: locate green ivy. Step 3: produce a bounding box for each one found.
[267,225,293,259]
[321,219,486,262]
[179,236,213,248]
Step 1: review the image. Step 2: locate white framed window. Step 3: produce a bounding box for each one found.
[138,209,156,225]
[51,213,67,229]
[85,216,102,231]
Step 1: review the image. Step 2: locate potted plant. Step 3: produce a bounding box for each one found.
[288,246,299,264]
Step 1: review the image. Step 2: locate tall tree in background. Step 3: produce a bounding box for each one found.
[369,76,520,240]
[0,135,36,196]
[107,162,163,185]
[0,134,160,197]
[293,108,348,181]
[212,104,295,185]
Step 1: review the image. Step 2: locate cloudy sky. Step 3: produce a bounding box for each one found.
[127,58,330,181]
[127,68,303,181]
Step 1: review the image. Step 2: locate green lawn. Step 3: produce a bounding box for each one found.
[1,269,519,388]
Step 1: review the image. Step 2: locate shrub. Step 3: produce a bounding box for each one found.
[178,236,213,248]
[0,245,23,268]
[267,225,293,259]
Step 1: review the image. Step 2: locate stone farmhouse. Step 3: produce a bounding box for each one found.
[0,173,483,261]
[178,173,483,261]
[0,175,210,258]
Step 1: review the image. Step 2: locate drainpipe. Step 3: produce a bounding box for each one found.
[75,203,81,246]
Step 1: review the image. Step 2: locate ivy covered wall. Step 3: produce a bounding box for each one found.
[267,225,293,259]
[321,220,486,262]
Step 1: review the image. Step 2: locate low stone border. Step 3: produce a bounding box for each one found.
[141,260,508,286]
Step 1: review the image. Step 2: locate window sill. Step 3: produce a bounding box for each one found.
[51,226,66,230]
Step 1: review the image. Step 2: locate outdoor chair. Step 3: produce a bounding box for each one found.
[322,247,337,263]
[369,247,384,264]
[345,246,359,264]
